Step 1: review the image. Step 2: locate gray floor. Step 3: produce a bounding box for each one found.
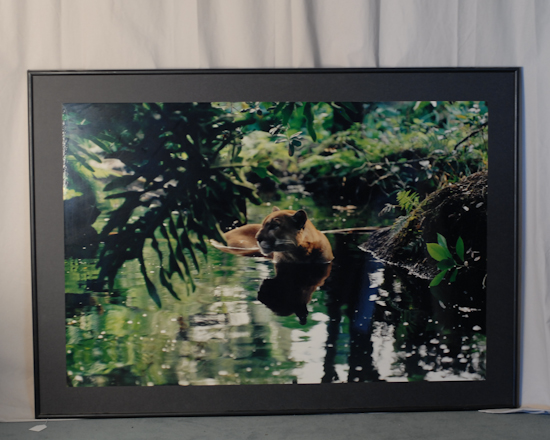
[2,412,549,440]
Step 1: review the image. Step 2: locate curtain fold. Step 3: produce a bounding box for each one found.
[521,0,550,408]
[1,0,548,420]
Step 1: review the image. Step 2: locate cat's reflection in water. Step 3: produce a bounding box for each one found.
[258,262,332,325]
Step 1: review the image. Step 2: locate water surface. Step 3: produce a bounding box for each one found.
[65,193,486,387]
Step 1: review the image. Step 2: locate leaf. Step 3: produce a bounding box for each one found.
[449,268,459,283]
[251,166,268,179]
[94,132,117,143]
[437,258,455,271]
[456,236,465,262]
[169,224,191,275]
[437,233,448,249]
[151,235,183,301]
[266,169,280,183]
[288,142,295,156]
[159,224,185,280]
[104,174,139,192]
[214,222,227,244]
[427,243,451,262]
[138,253,161,308]
[272,102,286,115]
[429,269,448,287]
[303,102,317,142]
[334,103,354,123]
[104,191,139,200]
[176,219,200,273]
[396,190,420,214]
[257,160,271,168]
[281,103,295,126]
[81,148,103,164]
[92,138,113,153]
[268,125,281,135]
[159,268,181,300]
[434,234,454,260]
[340,102,357,112]
[150,234,163,264]
[71,152,95,172]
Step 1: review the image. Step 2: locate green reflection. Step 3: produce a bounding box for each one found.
[66,234,328,387]
[66,198,486,387]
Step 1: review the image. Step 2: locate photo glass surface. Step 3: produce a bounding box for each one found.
[62,100,488,388]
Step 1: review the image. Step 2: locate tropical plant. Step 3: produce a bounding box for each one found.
[396,190,421,214]
[64,102,272,306]
[426,233,465,287]
[63,100,486,306]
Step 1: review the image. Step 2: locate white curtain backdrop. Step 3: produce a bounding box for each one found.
[1,0,549,421]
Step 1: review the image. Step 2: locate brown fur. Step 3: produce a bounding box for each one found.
[214,224,264,257]
[255,208,333,264]
[213,208,333,264]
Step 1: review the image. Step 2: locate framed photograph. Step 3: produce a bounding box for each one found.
[29,68,519,417]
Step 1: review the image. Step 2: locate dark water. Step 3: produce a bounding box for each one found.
[65,195,486,387]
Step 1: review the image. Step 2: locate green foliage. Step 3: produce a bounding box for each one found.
[64,100,487,307]
[216,101,360,158]
[297,101,488,201]
[64,103,264,306]
[396,190,420,215]
[427,234,466,287]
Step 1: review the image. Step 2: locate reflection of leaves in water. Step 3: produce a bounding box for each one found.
[65,205,486,387]
[64,103,264,307]
[66,247,305,387]
[354,258,486,382]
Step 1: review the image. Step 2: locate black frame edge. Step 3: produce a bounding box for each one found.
[514,67,522,409]
[28,68,521,417]
[28,71,41,419]
[26,67,523,77]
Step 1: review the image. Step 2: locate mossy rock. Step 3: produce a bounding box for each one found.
[360,171,487,281]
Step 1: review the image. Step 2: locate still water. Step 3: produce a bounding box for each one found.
[65,194,486,387]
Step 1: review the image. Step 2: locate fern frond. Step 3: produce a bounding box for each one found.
[396,190,420,214]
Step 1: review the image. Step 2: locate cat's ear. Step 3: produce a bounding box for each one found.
[272,206,280,212]
[292,210,308,229]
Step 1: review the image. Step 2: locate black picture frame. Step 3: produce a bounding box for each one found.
[28,68,520,418]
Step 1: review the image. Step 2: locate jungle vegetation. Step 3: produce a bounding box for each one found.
[63,100,488,306]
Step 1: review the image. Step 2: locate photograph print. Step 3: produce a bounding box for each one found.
[63,100,488,388]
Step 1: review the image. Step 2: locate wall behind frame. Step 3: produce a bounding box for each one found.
[1,0,549,421]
